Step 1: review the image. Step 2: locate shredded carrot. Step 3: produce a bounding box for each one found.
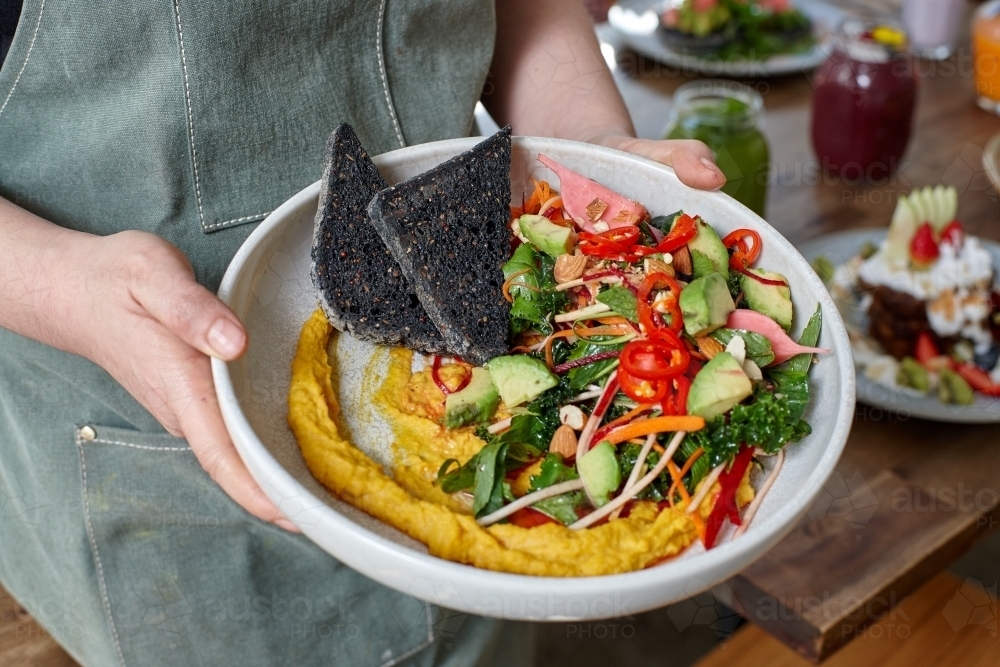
[601,404,654,432]
[603,416,705,445]
[668,460,706,539]
[667,447,704,507]
[539,196,562,216]
[596,316,630,325]
[652,442,665,454]
[545,325,631,368]
[544,329,579,369]
[502,268,534,303]
[524,178,552,215]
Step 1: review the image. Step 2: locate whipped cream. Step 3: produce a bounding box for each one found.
[858,237,995,300]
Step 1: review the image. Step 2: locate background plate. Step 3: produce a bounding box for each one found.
[797,229,1000,423]
[211,136,855,620]
[607,0,844,77]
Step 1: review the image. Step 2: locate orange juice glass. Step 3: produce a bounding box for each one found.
[974,0,1000,113]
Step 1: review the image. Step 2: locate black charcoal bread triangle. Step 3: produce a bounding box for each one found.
[366,127,512,366]
[311,124,447,353]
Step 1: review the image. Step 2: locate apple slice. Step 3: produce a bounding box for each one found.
[884,193,918,265]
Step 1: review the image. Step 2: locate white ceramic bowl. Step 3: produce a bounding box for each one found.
[211,136,855,621]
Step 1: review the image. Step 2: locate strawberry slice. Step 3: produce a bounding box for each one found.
[939,220,964,248]
[913,331,950,371]
[914,331,939,364]
[909,222,939,267]
[954,363,1000,396]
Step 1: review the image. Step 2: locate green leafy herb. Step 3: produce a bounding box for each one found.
[527,454,584,525]
[676,437,710,491]
[650,211,682,235]
[768,370,810,422]
[615,443,669,501]
[472,440,505,516]
[502,243,568,336]
[691,248,715,277]
[711,328,775,367]
[775,304,822,374]
[565,338,625,390]
[596,286,639,323]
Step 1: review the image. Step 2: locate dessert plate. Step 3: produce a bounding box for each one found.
[607,0,844,77]
[798,229,1000,424]
[211,136,854,620]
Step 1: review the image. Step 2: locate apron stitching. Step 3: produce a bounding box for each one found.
[171,0,208,231]
[75,431,128,667]
[90,437,190,452]
[376,0,406,149]
[377,601,435,667]
[204,210,272,230]
[0,0,46,120]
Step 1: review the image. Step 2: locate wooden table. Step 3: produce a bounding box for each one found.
[600,2,1000,662]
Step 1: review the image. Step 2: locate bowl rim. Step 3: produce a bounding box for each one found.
[211,135,855,595]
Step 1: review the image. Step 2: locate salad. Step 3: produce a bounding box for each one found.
[659,0,814,60]
[430,156,826,549]
[817,186,1000,406]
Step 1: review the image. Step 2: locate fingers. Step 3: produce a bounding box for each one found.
[615,137,727,192]
[169,349,300,533]
[663,139,727,191]
[121,233,247,361]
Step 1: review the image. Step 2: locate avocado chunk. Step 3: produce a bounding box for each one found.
[740,268,793,331]
[679,272,736,337]
[687,351,753,420]
[485,355,559,407]
[938,368,975,405]
[896,357,930,394]
[444,368,501,429]
[686,217,730,280]
[519,214,578,258]
[577,441,621,507]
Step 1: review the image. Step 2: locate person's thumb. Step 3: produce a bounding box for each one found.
[125,238,247,360]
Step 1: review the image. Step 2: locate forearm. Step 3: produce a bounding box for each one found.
[0,196,93,354]
[485,0,634,145]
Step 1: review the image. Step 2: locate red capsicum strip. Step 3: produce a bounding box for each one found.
[722,228,788,287]
[431,356,471,395]
[637,272,684,334]
[654,213,697,254]
[703,446,755,549]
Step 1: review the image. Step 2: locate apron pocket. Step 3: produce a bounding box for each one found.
[77,423,438,667]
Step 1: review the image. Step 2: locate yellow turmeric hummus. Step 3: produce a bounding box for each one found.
[287,309,754,577]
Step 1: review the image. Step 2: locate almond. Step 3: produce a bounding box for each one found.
[672,244,693,275]
[554,254,587,284]
[549,424,578,459]
[696,336,725,359]
[586,198,608,221]
[644,257,675,278]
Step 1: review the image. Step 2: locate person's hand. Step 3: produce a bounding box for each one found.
[589,134,728,192]
[68,230,298,532]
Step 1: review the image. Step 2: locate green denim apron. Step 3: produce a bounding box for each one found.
[0,2,534,666]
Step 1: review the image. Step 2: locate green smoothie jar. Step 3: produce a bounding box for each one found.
[665,80,770,216]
